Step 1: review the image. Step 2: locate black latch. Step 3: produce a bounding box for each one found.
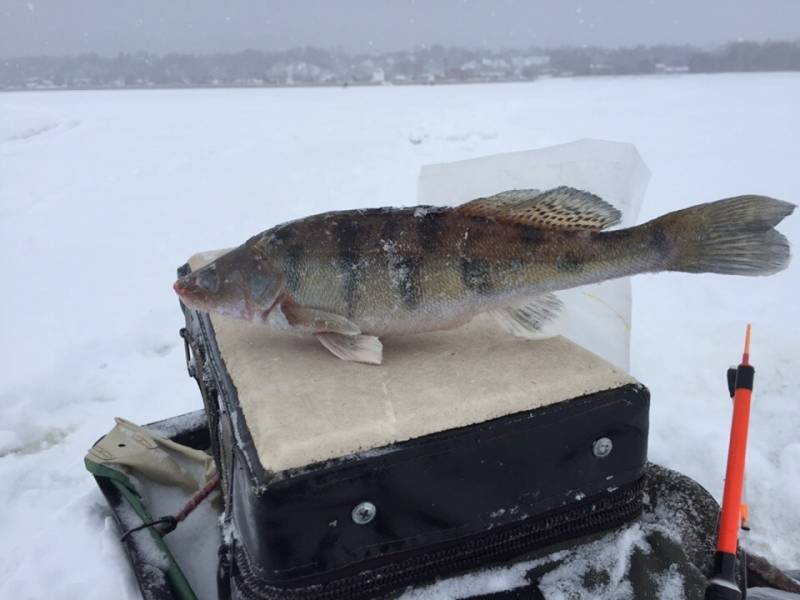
[179,327,196,378]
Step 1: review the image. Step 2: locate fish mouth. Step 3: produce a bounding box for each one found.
[173,276,257,320]
[173,277,192,299]
[173,278,211,311]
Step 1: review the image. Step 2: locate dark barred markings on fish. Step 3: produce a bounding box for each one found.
[174,186,795,364]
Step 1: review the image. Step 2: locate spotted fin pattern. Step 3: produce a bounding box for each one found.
[456,186,622,230]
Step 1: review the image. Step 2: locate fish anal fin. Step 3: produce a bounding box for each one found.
[456,186,621,230]
[316,333,383,365]
[490,293,565,340]
[282,305,361,336]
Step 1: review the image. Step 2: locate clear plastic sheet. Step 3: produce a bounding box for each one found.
[417,139,650,371]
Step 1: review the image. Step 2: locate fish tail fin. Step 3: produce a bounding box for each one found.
[651,195,794,276]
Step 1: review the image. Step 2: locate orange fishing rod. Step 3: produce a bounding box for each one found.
[706,324,755,600]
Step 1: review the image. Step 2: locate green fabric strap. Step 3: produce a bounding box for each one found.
[85,459,198,600]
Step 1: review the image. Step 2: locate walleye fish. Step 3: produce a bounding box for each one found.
[174,187,794,364]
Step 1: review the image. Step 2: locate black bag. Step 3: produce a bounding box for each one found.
[178,261,649,600]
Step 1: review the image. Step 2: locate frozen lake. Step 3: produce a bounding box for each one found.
[1,73,799,598]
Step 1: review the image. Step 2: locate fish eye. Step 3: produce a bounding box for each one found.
[197,268,219,291]
[248,273,271,299]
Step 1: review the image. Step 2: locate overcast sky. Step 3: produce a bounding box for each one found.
[2,0,799,58]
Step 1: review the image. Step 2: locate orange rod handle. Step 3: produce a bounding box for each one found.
[717,383,753,554]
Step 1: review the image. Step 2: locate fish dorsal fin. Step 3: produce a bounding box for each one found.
[455,186,622,230]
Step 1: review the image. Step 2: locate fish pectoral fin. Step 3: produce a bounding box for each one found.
[455,186,621,231]
[282,305,382,363]
[490,293,565,340]
[315,333,383,365]
[282,305,361,336]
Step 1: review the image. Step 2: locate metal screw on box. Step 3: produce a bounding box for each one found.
[593,437,613,458]
[352,501,377,525]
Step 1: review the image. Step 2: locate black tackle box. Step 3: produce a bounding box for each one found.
[177,256,649,600]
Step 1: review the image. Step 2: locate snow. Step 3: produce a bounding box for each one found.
[654,565,686,600]
[113,501,171,573]
[400,557,545,599]
[136,479,220,598]
[1,72,799,599]
[535,524,647,599]
[146,410,209,440]
[399,520,674,599]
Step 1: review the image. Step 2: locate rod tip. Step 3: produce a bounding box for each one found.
[742,323,752,365]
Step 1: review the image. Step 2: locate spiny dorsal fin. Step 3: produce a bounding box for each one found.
[456,186,622,230]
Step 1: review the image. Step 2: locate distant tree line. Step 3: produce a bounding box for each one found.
[1,40,798,91]
[688,41,800,73]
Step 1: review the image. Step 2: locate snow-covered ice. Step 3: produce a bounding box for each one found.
[1,73,799,599]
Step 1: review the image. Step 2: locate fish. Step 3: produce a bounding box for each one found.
[173,187,794,364]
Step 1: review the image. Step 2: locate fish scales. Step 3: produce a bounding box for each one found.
[174,188,794,364]
[257,207,659,334]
